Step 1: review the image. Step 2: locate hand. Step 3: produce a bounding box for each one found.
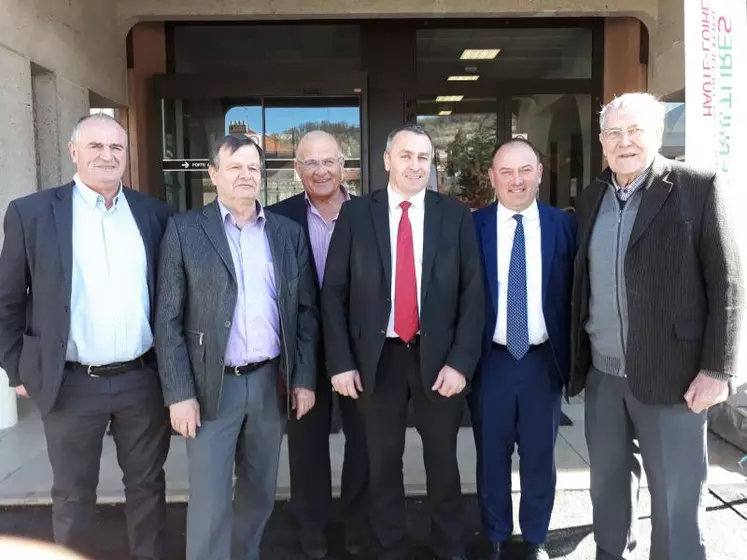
[432,365,467,397]
[684,372,729,414]
[14,385,29,399]
[169,398,201,439]
[331,370,363,399]
[292,387,316,420]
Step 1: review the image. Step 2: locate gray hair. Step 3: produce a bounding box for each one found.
[599,93,666,131]
[385,124,434,155]
[69,113,127,144]
[209,134,265,169]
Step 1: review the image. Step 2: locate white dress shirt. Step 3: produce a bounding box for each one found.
[386,186,426,338]
[493,200,549,345]
[66,175,153,365]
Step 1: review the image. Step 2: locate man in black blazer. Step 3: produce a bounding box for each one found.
[268,131,368,559]
[0,114,172,560]
[322,124,484,560]
[571,93,744,560]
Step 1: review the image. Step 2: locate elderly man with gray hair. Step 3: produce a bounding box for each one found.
[570,92,743,560]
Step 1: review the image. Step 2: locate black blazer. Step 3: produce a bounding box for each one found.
[0,183,172,415]
[268,191,358,291]
[570,156,744,404]
[321,188,484,401]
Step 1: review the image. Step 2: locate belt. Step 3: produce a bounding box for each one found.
[385,335,420,347]
[224,357,278,376]
[65,348,156,378]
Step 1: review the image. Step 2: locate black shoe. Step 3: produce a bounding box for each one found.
[300,530,328,559]
[525,543,549,560]
[486,541,504,560]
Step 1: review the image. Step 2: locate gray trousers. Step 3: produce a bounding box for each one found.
[585,367,708,560]
[186,361,285,560]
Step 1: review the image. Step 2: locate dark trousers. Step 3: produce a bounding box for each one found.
[361,339,466,558]
[287,360,369,536]
[469,343,562,545]
[42,365,170,560]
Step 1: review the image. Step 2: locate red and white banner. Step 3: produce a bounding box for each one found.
[685,0,747,376]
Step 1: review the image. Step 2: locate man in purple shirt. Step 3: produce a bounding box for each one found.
[155,135,319,560]
[269,131,368,559]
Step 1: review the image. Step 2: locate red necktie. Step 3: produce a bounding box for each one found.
[394,201,419,342]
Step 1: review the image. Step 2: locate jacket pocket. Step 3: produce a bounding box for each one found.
[18,334,42,386]
[186,330,205,363]
[674,321,704,341]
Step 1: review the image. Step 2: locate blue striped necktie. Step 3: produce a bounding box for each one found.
[506,214,529,360]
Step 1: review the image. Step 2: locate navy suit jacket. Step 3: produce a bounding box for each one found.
[473,201,576,387]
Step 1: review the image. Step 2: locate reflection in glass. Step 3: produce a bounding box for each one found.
[662,102,685,161]
[418,112,497,207]
[511,94,591,207]
[263,104,362,205]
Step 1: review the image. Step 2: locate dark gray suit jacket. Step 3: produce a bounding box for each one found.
[154,200,319,422]
[570,156,744,404]
[0,183,172,415]
[322,189,484,400]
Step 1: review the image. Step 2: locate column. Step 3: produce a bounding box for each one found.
[0,46,36,430]
[33,68,89,189]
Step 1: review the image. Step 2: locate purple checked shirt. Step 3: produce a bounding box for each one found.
[305,187,350,282]
[218,200,281,367]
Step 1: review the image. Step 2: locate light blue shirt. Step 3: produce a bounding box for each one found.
[67,175,152,365]
[218,200,281,367]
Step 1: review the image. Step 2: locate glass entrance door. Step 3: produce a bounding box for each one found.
[414,93,592,209]
[159,95,363,211]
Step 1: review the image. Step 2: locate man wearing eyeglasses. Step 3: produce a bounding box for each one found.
[269,131,368,559]
[570,92,743,560]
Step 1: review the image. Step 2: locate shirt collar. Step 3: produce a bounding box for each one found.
[218,199,265,227]
[609,160,654,192]
[496,199,539,223]
[73,174,123,211]
[304,185,351,210]
[387,184,426,211]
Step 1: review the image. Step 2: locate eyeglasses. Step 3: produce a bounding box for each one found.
[601,126,645,143]
[296,157,342,170]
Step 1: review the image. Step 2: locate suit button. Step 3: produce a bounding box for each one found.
[380,329,385,334]
[218,358,224,365]
[225,321,231,328]
[63,306,69,313]
[59,342,65,348]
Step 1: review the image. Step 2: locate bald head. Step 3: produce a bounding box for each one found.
[296,131,342,161]
[294,131,345,202]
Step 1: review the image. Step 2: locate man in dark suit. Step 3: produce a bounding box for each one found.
[0,114,172,560]
[155,134,319,560]
[471,139,575,560]
[268,131,368,559]
[322,124,484,560]
[571,92,744,560]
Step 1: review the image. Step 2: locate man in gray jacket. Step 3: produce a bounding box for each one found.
[570,93,743,560]
[155,134,319,560]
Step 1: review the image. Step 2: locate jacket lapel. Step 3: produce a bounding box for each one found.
[537,202,556,305]
[371,189,392,292]
[124,189,156,303]
[201,201,237,282]
[420,191,442,301]
[481,202,499,318]
[52,184,74,292]
[628,157,673,250]
[264,213,287,293]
